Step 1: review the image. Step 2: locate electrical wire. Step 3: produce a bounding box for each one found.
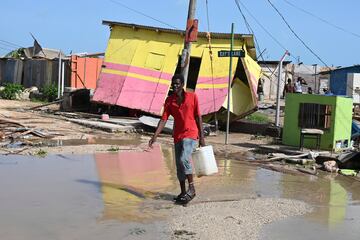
[266,0,329,68]
[235,0,288,52]
[282,0,360,39]
[0,46,13,51]
[0,39,23,48]
[234,0,252,34]
[234,0,281,86]
[108,0,180,30]
[234,0,322,97]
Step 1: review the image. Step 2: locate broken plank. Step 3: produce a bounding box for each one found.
[28,99,64,110]
[66,118,134,133]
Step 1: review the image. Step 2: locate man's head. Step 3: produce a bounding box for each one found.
[171,74,185,94]
[287,78,291,84]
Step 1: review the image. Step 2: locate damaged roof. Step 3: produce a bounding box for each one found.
[102,20,257,60]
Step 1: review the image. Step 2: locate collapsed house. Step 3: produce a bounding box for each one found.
[92,21,262,122]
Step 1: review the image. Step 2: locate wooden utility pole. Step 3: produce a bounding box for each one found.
[181,0,197,86]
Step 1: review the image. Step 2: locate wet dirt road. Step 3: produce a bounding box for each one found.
[1,143,360,239]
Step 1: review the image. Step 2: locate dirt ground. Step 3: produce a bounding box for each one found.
[0,99,272,157]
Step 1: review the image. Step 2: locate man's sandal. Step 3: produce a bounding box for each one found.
[173,193,185,202]
[176,191,196,204]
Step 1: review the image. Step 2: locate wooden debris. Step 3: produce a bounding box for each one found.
[285,158,315,165]
[28,99,63,110]
[0,118,26,127]
[66,118,135,133]
[4,147,30,155]
[296,166,318,175]
[267,152,310,162]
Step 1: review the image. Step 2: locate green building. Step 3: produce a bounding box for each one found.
[282,93,353,151]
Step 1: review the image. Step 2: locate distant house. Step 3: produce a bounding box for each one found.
[0,47,68,88]
[323,65,360,103]
[92,21,262,121]
[258,60,291,100]
[0,46,104,91]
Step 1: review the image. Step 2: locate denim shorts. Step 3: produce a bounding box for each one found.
[174,138,197,181]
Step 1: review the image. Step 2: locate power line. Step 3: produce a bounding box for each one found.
[234,0,252,34]
[0,39,23,48]
[234,0,276,75]
[235,0,311,69]
[235,0,319,78]
[0,46,13,51]
[234,0,287,77]
[108,0,179,30]
[234,0,287,95]
[282,0,360,39]
[235,0,288,52]
[266,0,329,67]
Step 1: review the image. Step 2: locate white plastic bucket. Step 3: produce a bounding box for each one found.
[192,145,218,177]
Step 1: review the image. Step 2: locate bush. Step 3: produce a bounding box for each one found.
[42,84,58,102]
[0,83,24,100]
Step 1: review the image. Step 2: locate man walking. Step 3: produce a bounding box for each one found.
[149,74,205,204]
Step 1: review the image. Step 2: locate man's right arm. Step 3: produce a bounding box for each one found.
[148,119,167,148]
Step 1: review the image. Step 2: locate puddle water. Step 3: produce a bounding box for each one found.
[0,144,360,239]
[30,137,142,147]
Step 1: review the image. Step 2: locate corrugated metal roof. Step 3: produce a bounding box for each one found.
[102,20,257,59]
[319,65,360,75]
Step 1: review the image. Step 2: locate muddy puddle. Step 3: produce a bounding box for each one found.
[18,137,141,148]
[1,144,360,239]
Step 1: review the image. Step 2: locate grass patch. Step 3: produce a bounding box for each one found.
[107,146,120,152]
[34,149,47,157]
[245,112,271,124]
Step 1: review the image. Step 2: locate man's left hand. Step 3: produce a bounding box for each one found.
[199,137,205,147]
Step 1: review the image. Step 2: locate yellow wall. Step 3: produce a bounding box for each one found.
[104,26,247,80]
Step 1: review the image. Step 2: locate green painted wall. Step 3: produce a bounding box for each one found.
[333,97,353,148]
[282,94,352,150]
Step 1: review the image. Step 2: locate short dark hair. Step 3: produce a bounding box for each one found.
[172,74,184,84]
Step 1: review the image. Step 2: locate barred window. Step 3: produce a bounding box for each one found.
[298,103,332,129]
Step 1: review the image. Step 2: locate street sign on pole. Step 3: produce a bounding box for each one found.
[218,50,245,58]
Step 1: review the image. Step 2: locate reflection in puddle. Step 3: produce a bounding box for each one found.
[31,137,141,147]
[94,145,177,222]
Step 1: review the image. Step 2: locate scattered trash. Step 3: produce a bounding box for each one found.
[338,169,359,176]
[101,114,109,121]
[267,151,317,164]
[323,160,339,173]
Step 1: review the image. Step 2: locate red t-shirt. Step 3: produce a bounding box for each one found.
[161,91,201,143]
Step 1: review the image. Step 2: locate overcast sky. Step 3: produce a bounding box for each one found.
[1,0,359,67]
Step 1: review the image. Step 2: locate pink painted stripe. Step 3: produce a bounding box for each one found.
[197,76,228,84]
[103,62,173,81]
[117,76,169,114]
[92,73,125,104]
[196,88,228,115]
